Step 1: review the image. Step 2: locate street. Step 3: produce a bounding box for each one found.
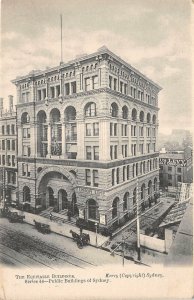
[0,218,132,269]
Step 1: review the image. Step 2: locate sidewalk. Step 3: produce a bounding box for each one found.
[10,208,109,247]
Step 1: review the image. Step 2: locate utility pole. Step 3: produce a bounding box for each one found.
[136,178,141,261]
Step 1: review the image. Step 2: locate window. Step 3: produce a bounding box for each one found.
[2,155,5,165]
[65,83,70,95]
[7,155,11,166]
[121,124,127,136]
[86,124,92,136]
[2,140,5,150]
[177,175,182,182]
[56,85,60,97]
[123,166,126,181]
[146,128,150,137]
[113,78,117,90]
[2,126,5,135]
[168,174,172,180]
[38,90,41,101]
[92,76,98,89]
[85,78,90,91]
[114,123,117,136]
[11,125,15,135]
[93,123,99,136]
[109,76,112,88]
[114,145,118,159]
[23,146,31,157]
[116,168,119,184]
[177,167,182,173]
[111,103,118,117]
[139,126,144,136]
[147,143,150,153]
[85,169,91,186]
[23,128,30,138]
[72,81,76,94]
[93,146,99,160]
[7,125,10,135]
[85,103,96,117]
[168,167,172,171]
[112,169,115,186]
[12,155,15,166]
[12,140,15,151]
[93,170,99,187]
[131,144,136,156]
[50,86,55,98]
[86,146,92,160]
[153,143,156,152]
[160,165,163,170]
[139,144,144,154]
[7,140,10,150]
[122,145,128,158]
[110,123,117,136]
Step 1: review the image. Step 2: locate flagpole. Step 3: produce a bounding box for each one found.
[60,14,63,64]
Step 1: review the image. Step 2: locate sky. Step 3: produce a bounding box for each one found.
[0,0,192,134]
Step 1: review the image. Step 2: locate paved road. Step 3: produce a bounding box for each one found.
[0,218,131,268]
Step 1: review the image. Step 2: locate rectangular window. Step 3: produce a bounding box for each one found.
[93,123,99,136]
[85,78,90,91]
[146,128,150,137]
[7,140,10,150]
[85,169,91,186]
[2,140,5,150]
[86,124,92,136]
[50,86,55,98]
[168,174,172,180]
[7,155,11,166]
[93,170,99,187]
[2,155,5,165]
[120,81,123,93]
[153,143,156,152]
[71,81,76,94]
[168,167,172,171]
[12,140,15,151]
[86,146,92,160]
[116,168,119,184]
[42,88,46,99]
[114,78,117,90]
[177,167,182,173]
[27,164,30,177]
[110,146,113,160]
[110,123,113,136]
[139,144,144,154]
[114,123,117,136]
[65,83,70,95]
[139,126,143,136]
[124,84,127,95]
[147,143,150,153]
[127,165,130,180]
[109,76,112,89]
[2,126,5,135]
[92,76,98,89]
[12,155,15,166]
[7,125,10,135]
[22,163,26,176]
[112,169,115,186]
[93,146,99,160]
[123,166,126,181]
[125,124,127,136]
[114,145,118,159]
[38,89,41,101]
[11,124,15,135]
[56,85,60,97]
[177,175,182,182]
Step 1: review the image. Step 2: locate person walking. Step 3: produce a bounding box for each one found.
[49,212,52,221]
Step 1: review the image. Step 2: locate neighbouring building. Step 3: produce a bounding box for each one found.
[0,96,18,204]
[11,46,161,232]
[159,147,193,189]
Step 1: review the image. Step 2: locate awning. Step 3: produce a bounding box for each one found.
[68,144,77,153]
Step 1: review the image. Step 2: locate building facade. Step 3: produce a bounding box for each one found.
[0,96,17,203]
[159,147,193,189]
[12,46,161,231]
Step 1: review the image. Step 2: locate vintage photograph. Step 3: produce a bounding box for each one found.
[0,0,193,299]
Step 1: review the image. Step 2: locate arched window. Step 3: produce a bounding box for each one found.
[85,102,96,117]
[88,199,99,220]
[21,112,30,124]
[122,106,128,119]
[112,197,119,219]
[110,103,118,117]
[139,111,144,122]
[123,192,129,211]
[154,178,157,192]
[131,108,137,121]
[65,106,76,121]
[148,180,152,196]
[23,186,31,202]
[147,113,151,123]
[50,108,62,156]
[133,188,137,205]
[141,184,145,201]
[132,164,135,177]
[152,115,156,124]
[150,159,152,171]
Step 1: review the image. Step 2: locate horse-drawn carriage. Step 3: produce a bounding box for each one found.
[8,212,25,223]
[70,230,90,249]
[34,220,51,234]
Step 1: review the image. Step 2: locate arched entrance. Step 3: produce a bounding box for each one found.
[58,189,68,210]
[87,199,99,220]
[23,186,31,203]
[47,187,55,207]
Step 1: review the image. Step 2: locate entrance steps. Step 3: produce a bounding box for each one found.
[39,207,76,225]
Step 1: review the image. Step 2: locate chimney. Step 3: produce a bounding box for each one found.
[8,95,13,111]
[0,98,3,111]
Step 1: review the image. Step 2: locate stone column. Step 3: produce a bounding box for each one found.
[47,122,51,157]
[62,122,67,157]
[76,119,85,160]
[99,118,110,161]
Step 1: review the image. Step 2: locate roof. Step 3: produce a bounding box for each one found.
[165,198,193,266]
[12,46,162,90]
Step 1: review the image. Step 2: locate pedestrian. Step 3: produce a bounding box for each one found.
[80,227,83,235]
[49,212,52,221]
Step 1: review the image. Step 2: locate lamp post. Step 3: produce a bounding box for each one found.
[122,235,125,266]
[95,222,98,247]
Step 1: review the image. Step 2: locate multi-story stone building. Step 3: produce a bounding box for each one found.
[0,96,17,203]
[12,46,161,231]
[159,147,193,189]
